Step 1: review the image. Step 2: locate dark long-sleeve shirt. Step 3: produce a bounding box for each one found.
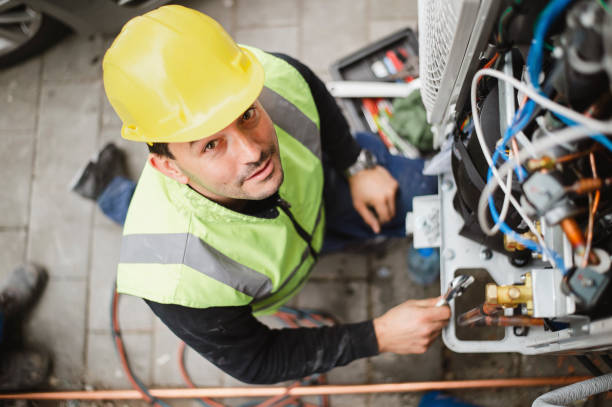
[144,52,378,385]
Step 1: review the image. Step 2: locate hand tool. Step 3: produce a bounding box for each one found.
[436,275,475,306]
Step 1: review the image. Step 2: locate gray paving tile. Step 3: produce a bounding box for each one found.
[329,394,369,407]
[296,280,368,323]
[182,0,236,35]
[0,130,35,227]
[301,0,368,73]
[27,217,93,279]
[101,92,123,130]
[327,358,368,385]
[444,350,521,380]
[368,0,418,20]
[0,57,41,131]
[369,392,423,407]
[370,339,443,383]
[42,34,104,82]
[370,239,441,317]
[368,240,444,382]
[0,229,27,280]
[85,332,152,389]
[311,251,368,280]
[89,224,153,332]
[315,69,332,83]
[369,20,416,42]
[25,279,87,389]
[235,26,299,57]
[236,0,298,28]
[448,388,545,407]
[520,354,588,377]
[294,280,369,384]
[152,318,225,387]
[28,81,100,278]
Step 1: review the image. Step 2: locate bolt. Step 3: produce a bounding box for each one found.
[443,249,455,260]
[520,274,526,281]
[508,287,521,300]
[441,179,454,191]
[479,248,493,260]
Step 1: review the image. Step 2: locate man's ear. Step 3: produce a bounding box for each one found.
[149,153,189,184]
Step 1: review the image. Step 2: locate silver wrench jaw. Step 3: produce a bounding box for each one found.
[436,275,475,307]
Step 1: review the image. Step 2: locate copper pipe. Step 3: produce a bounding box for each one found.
[568,178,603,195]
[0,377,593,400]
[460,314,545,328]
[560,218,599,265]
[582,153,601,268]
[560,217,585,249]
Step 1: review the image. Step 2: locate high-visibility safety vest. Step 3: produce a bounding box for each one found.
[116,47,324,315]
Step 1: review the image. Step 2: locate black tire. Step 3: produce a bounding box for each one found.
[0,10,70,69]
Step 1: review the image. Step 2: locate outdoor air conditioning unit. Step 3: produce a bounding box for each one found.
[416,0,612,356]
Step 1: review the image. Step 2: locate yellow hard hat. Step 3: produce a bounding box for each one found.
[102,5,264,143]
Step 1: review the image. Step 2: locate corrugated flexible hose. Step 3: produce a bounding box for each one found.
[532,373,612,407]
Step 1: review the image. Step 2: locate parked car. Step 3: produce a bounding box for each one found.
[0,0,169,68]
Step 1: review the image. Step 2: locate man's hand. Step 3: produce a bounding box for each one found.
[348,166,399,234]
[373,297,451,354]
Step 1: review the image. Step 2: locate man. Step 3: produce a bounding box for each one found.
[102,5,449,384]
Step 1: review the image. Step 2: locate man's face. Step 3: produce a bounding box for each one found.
[159,100,284,209]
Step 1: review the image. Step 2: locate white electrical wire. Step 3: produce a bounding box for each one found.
[514,131,538,158]
[470,69,546,244]
[477,68,612,134]
[489,169,513,234]
[477,125,612,240]
[471,67,612,239]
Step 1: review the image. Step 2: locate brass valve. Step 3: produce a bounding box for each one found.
[485,273,534,315]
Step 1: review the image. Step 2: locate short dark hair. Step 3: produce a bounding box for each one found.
[147,142,175,159]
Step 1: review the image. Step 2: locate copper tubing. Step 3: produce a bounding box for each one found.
[459,314,546,328]
[560,218,599,265]
[0,377,593,400]
[561,218,586,248]
[568,178,604,195]
[583,153,601,268]
[458,304,544,327]
[457,304,502,326]
[559,218,594,265]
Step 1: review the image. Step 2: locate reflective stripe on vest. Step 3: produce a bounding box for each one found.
[259,86,321,160]
[119,201,324,304]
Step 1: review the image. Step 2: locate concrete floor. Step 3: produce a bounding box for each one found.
[0,0,605,406]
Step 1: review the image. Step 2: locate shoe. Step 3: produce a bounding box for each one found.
[97,142,127,181]
[0,264,47,319]
[71,142,127,201]
[0,349,50,392]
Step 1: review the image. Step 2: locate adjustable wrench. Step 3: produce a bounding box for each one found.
[436,275,475,307]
